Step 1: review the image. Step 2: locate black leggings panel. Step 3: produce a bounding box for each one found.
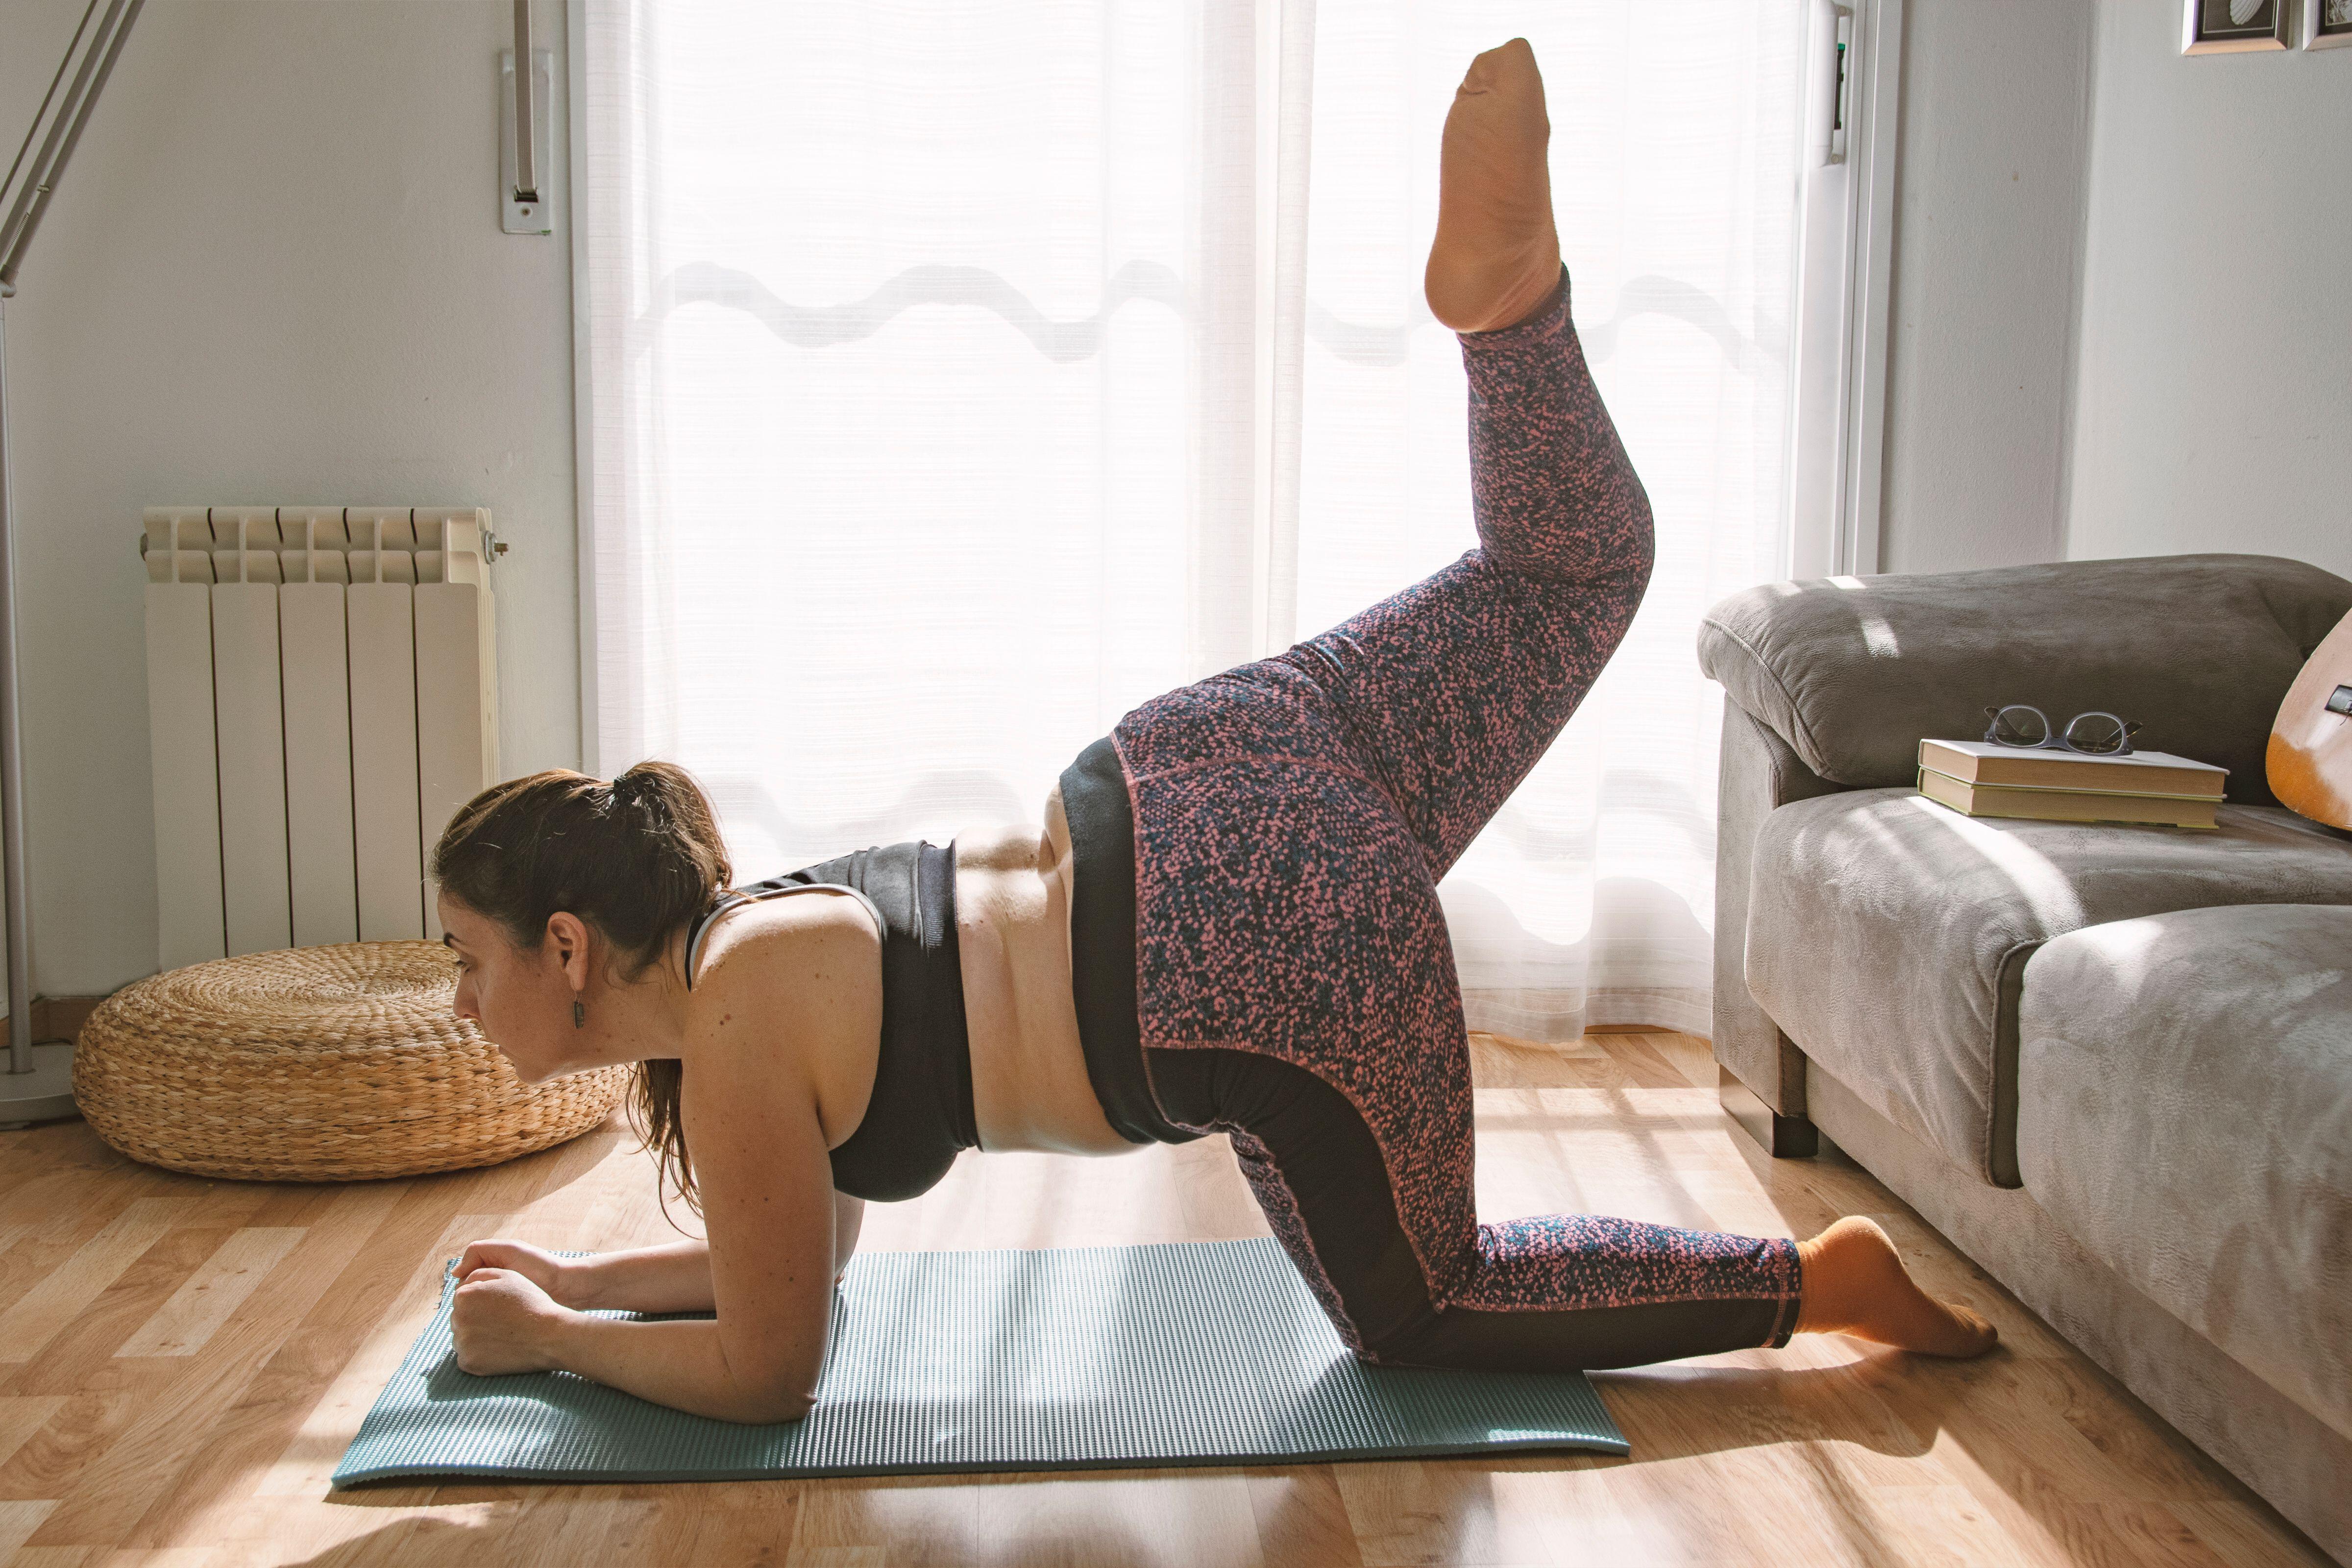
[1144,1045,1796,1372]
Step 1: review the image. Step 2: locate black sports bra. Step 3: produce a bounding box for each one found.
[681,841,977,1202]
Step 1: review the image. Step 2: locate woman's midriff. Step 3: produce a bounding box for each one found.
[952,784,1138,1156]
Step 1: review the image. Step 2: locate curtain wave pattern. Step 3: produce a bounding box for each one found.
[585,0,1803,1039]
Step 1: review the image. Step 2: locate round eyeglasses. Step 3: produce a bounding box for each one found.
[1982,705,2142,757]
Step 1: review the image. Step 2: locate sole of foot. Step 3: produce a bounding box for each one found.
[1425,38,1565,335]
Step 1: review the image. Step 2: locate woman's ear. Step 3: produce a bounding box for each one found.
[544,910,593,993]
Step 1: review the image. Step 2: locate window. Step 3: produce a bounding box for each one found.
[575,0,1886,1036]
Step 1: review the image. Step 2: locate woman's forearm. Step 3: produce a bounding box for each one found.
[565,1239,714,1313]
[567,1192,859,1313]
[549,1313,808,1424]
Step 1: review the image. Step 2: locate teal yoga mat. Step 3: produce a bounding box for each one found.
[331,1236,1627,1487]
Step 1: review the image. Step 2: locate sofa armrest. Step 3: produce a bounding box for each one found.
[1714,702,1843,1133]
[1697,554,2352,807]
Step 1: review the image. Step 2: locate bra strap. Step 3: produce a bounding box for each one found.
[683,890,756,990]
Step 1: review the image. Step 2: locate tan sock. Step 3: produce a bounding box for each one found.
[1794,1216,2000,1358]
[1424,38,1565,335]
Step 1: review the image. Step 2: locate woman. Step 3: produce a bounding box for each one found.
[437,39,1996,1424]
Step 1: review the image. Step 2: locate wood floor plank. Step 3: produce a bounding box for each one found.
[784,1548,889,1568]
[125,1494,491,1566]
[449,1138,590,1220]
[614,1482,797,1568]
[966,1468,1266,1568]
[24,1184,408,1549]
[1466,1034,1607,1089]
[1591,1034,1702,1092]
[0,1394,137,1504]
[0,1200,198,1367]
[1862,1481,2039,1568]
[0,1548,99,1568]
[0,1180,147,1320]
[1335,1453,1563,1567]
[239,1186,348,1231]
[490,1492,671,1567]
[0,1497,60,1560]
[788,1474,979,1565]
[115,1229,308,1359]
[2173,1500,2342,1568]
[1244,1464,1364,1568]
[1642,1032,1720,1091]
[11,1211,280,1397]
[0,1397,68,1476]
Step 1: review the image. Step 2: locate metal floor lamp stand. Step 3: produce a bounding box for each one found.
[0,0,149,1128]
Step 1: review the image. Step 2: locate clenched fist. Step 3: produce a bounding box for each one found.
[455,1237,577,1305]
[451,1264,574,1377]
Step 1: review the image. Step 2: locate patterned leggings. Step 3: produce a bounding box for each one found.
[1115,263,1803,1371]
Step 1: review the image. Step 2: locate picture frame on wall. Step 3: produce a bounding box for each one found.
[2181,0,2292,53]
[2305,0,2352,49]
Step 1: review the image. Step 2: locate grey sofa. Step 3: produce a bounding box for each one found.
[1700,553,2352,1564]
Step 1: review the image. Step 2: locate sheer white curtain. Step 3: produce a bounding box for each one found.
[583,1,1802,1040]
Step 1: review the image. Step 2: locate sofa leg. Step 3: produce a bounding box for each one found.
[1719,1066,1818,1157]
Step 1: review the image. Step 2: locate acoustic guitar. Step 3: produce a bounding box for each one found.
[2269,607,2352,832]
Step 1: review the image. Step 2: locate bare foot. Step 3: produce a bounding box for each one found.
[1793,1216,2000,1358]
[1425,38,1564,334]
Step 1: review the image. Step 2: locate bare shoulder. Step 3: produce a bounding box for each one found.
[684,894,882,1085]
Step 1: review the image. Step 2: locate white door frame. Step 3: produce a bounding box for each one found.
[1785,0,1903,582]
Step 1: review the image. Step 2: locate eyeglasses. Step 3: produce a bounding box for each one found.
[1982,705,2142,757]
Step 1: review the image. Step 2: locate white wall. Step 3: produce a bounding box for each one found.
[1874,0,2097,575]
[2063,0,2352,581]
[0,0,578,999]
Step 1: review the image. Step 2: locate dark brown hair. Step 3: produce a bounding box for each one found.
[429,760,731,1223]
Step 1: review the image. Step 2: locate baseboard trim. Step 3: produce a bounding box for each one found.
[2,995,107,1048]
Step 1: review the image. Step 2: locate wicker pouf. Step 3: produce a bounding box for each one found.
[73,940,630,1182]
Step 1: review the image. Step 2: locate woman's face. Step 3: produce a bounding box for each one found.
[438,892,593,1085]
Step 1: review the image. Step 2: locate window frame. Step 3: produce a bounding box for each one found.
[1784,0,1905,582]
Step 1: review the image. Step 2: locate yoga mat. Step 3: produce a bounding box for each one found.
[331,1236,1628,1486]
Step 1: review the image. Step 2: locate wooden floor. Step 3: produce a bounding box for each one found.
[0,1031,2330,1568]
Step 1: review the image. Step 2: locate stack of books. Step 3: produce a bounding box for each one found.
[1916,739,2227,829]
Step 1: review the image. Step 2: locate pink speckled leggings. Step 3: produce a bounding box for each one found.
[1117,264,1803,1369]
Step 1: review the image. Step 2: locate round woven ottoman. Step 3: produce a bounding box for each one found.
[73,940,630,1182]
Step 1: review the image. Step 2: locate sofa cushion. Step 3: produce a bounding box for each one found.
[1745,791,2352,1185]
[2016,906,2352,1442]
[1698,554,2352,807]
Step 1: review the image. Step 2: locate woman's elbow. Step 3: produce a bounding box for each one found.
[715,1354,816,1424]
[727,1383,814,1425]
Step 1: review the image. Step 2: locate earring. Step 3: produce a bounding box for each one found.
[572,997,586,1029]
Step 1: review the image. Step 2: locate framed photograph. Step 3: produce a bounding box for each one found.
[2182,0,2292,53]
[2306,0,2352,49]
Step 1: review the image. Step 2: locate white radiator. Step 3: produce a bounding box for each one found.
[141,506,502,969]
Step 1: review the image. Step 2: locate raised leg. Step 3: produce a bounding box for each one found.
[1262,257,1652,884]
[1116,38,1652,885]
